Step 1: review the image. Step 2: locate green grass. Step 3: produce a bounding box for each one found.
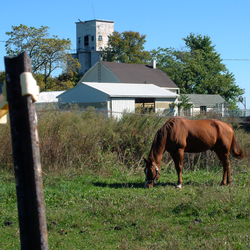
[1,167,250,250]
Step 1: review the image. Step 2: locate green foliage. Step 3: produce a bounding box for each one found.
[176,94,193,115]
[102,31,152,64]
[5,24,49,58]
[0,71,5,83]
[30,71,82,92]
[36,71,83,91]
[152,33,244,109]
[5,24,80,89]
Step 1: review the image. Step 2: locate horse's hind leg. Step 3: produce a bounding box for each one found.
[215,151,231,186]
[170,149,184,188]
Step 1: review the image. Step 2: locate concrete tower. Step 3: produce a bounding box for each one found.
[72,19,114,74]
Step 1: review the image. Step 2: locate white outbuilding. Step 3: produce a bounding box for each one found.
[35,91,65,110]
[57,82,179,119]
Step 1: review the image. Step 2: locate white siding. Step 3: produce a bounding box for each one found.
[111,98,135,119]
[81,63,119,83]
[57,83,179,118]
[155,98,178,115]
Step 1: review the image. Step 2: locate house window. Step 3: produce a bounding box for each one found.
[200,106,207,113]
[91,36,94,42]
[98,35,102,41]
[84,35,89,46]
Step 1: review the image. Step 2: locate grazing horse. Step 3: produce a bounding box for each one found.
[144,117,244,188]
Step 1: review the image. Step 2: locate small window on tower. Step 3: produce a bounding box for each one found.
[84,35,89,46]
[91,36,94,41]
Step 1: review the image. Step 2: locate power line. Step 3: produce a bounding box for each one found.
[223,59,250,61]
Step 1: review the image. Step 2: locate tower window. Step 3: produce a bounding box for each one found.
[84,35,89,46]
[91,36,94,41]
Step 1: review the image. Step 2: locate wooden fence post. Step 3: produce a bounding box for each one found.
[4,52,48,250]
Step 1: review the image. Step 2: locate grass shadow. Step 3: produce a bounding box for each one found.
[157,181,178,187]
[92,181,143,189]
[92,181,177,189]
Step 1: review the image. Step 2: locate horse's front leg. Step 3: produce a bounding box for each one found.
[170,149,184,188]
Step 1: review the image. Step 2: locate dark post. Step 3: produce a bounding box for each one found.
[4,52,48,249]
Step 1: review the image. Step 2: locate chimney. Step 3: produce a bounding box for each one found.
[151,59,156,69]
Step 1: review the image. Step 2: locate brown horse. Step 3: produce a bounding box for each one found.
[144,117,244,188]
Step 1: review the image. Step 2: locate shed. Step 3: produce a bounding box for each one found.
[57,82,179,119]
[35,91,65,110]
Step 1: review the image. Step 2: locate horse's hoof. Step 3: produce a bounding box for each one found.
[175,184,182,189]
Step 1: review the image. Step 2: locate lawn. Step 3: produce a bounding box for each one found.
[1,167,250,250]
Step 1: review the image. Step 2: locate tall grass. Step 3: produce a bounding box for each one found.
[0,109,249,174]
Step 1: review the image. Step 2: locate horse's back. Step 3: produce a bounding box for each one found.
[166,117,233,153]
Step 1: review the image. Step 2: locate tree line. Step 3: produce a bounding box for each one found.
[1,25,244,109]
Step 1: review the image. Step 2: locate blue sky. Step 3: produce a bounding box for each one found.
[1,0,249,108]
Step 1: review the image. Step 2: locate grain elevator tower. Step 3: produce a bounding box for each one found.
[72,19,114,74]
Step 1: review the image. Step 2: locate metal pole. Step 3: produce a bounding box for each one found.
[4,52,48,250]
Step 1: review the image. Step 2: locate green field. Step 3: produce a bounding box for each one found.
[1,167,250,250]
[0,111,250,249]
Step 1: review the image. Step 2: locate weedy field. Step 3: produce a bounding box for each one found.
[0,110,250,249]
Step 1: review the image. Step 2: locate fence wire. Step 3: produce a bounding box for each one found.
[35,105,250,124]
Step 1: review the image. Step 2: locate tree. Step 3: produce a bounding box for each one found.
[5,24,80,89]
[176,94,193,116]
[152,33,244,108]
[0,71,5,83]
[52,71,83,91]
[102,31,151,64]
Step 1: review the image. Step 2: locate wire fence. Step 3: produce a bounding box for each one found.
[35,104,250,124]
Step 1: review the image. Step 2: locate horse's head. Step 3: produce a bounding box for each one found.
[144,157,161,188]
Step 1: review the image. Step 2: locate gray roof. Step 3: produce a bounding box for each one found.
[76,19,114,24]
[100,61,178,89]
[185,94,226,108]
[82,82,178,98]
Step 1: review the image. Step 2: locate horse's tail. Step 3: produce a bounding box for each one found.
[230,133,244,159]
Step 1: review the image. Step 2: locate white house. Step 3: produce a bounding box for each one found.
[182,94,227,116]
[57,82,179,119]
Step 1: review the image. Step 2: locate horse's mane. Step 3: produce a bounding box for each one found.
[149,121,170,160]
